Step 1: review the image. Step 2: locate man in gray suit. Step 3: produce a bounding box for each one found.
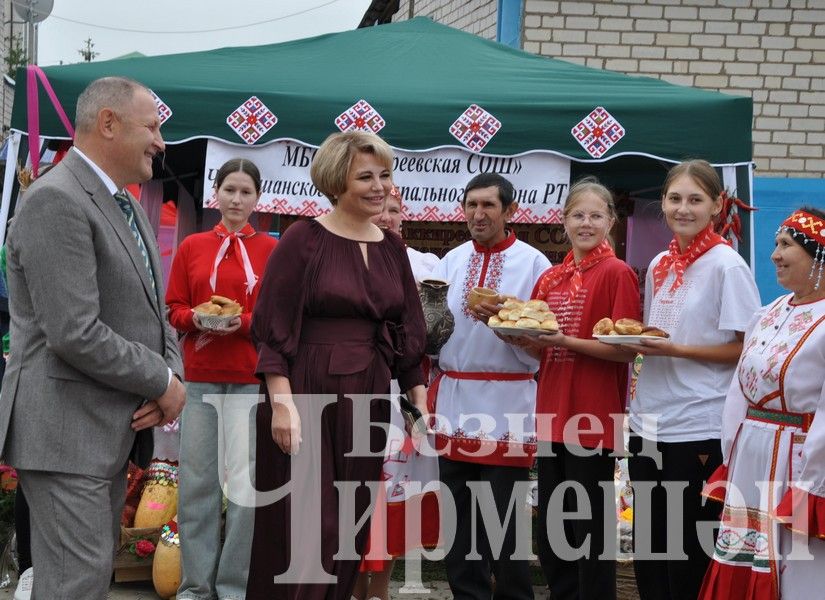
[0,77,185,599]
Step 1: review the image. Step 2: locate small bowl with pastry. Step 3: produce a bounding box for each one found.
[193,295,243,331]
[592,317,669,344]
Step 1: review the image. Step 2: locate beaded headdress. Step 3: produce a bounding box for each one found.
[777,209,825,290]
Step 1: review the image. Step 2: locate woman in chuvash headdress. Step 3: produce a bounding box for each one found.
[699,206,825,600]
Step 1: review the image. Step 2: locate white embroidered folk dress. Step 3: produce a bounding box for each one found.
[700,294,825,600]
[429,233,550,466]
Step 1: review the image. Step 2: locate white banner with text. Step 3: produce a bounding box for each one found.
[203,139,571,223]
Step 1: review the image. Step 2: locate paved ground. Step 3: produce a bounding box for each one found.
[0,579,461,599]
[1,563,641,598]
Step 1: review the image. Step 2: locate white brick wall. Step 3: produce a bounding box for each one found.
[521,0,825,177]
[397,0,498,40]
[396,0,824,178]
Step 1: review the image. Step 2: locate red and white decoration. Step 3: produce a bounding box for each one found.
[334,99,386,133]
[571,106,625,158]
[150,90,172,125]
[449,104,501,152]
[226,96,278,145]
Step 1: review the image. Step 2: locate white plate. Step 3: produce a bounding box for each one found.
[492,326,559,338]
[593,334,664,344]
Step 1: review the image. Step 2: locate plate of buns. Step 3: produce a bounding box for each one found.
[592,318,669,344]
[193,295,243,330]
[488,298,560,337]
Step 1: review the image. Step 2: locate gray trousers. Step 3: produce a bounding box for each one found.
[19,464,127,600]
[177,381,258,600]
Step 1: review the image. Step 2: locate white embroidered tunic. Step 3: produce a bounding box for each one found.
[429,233,550,467]
[700,294,825,599]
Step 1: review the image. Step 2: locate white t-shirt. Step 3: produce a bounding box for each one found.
[628,244,761,442]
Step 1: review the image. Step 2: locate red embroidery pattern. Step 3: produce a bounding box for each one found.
[460,247,507,318]
[461,252,483,318]
[485,252,505,292]
[789,311,814,334]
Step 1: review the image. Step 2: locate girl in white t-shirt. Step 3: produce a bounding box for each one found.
[622,160,761,600]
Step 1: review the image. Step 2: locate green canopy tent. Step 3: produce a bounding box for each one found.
[1,17,754,260]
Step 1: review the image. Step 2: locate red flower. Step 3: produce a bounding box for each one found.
[135,539,156,557]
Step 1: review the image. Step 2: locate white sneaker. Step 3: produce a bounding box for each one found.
[14,567,33,600]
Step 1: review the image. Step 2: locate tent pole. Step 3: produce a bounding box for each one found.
[0,131,22,247]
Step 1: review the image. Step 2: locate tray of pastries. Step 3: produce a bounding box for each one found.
[592,318,669,344]
[487,298,560,338]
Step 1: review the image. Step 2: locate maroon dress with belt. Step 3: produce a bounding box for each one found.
[247,219,426,599]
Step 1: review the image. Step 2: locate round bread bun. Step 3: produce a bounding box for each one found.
[515,317,541,329]
[488,315,503,327]
[642,326,669,338]
[508,307,525,320]
[524,299,550,312]
[210,294,236,306]
[614,318,644,335]
[592,317,614,335]
[502,320,518,327]
[498,309,512,321]
[502,298,525,309]
[539,319,559,331]
[521,308,550,322]
[195,302,222,315]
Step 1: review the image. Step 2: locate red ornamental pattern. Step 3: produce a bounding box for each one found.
[449,104,502,152]
[335,100,386,133]
[460,250,506,318]
[150,90,172,125]
[402,204,561,224]
[226,96,278,145]
[571,106,625,158]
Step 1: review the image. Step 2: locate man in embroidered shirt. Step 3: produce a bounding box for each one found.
[0,76,184,599]
[430,172,550,600]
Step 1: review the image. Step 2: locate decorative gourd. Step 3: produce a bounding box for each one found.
[134,460,178,528]
[152,516,181,599]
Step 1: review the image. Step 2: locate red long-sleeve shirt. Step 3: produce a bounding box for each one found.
[166,228,277,384]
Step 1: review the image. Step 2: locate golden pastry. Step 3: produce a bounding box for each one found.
[593,317,614,335]
[614,318,644,335]
[515,317,541,329]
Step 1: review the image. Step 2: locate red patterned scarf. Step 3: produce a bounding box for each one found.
[652,224,727,294]
[211,222,258,295]
[537,239,615,301]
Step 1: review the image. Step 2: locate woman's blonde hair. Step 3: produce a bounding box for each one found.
[563,176,617,221]
[310,131,394,204]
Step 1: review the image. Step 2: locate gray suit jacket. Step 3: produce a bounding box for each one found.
[0,149,183,477]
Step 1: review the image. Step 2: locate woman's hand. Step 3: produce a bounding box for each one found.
[530,331,567,348]
[214,316,242,336]
[618,338,678,357]
[405,384,431,442]
[192,311,208,331]
[271,395,301,455]
[407,384,429,420]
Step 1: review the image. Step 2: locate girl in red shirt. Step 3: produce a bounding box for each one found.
[166,158,277,600]
[508,177,640,600]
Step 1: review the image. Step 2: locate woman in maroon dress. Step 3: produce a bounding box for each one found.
[247,131,427,600]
